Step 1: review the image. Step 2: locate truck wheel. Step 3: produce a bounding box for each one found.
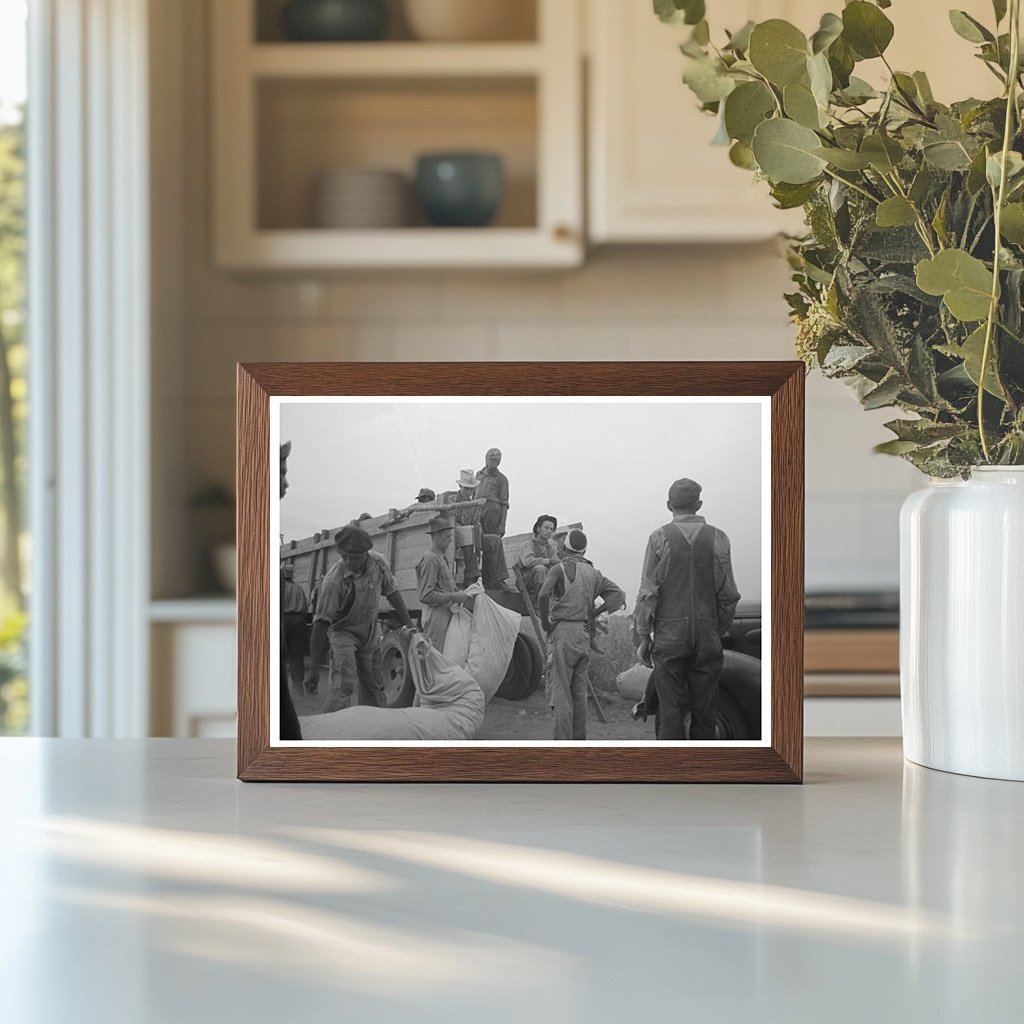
[495,633,536,701]
[518,632,544,696]
[381,631,414,708]
[718,651,762,740]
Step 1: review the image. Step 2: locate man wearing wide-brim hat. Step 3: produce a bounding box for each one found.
[304,524,416,710]
[454,468,482,587]
[416,515,471,650]
[631,478,741,740]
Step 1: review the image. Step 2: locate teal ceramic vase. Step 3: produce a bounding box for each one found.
[415,153,505,228]
[281,0,388,41]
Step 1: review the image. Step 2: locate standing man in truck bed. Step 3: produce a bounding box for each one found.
[303,525,416,709]
[475,447,516,593]
[632,477,740,740]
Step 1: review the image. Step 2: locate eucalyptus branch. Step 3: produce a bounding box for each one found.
[978,0,1021,461]
[822,167,880,205]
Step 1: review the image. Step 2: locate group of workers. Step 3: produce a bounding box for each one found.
[281,442,741,743]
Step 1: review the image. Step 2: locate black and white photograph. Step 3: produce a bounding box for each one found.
[272,396,770,746]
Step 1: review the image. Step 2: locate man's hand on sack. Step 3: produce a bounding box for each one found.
[638,638,654,668]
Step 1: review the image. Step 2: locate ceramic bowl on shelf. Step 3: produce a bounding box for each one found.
[280,0,388,42]
[414,152,504,227]
[402,0,535,42]
[315,167,408,228]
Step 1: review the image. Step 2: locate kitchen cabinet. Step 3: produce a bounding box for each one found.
[587,0,999,244]
[211,0,583,269]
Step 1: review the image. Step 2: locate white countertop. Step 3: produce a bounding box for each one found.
[1,738,1020,1023]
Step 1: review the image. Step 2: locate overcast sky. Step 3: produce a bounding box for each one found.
[279,398,765,608]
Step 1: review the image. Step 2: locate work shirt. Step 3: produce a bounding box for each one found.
[313,551,398,637]
[517,536,558,570]
[632,514,740,645]
[539,554,626,624]
[416,549,461,608]
[474,467,509,535]
[281,578,308,615]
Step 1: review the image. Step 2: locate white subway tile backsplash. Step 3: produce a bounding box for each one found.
[326,275,445,320]
[181,248,917,590]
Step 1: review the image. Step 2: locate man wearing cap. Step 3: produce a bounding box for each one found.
[454,469,482,586]
[539,529,625,740]
[475,447,515,593]
[516,514,560,600]
[280,563,309,693]
[632,478,741,740]
[416,516,471,650]
[303,525,416,709]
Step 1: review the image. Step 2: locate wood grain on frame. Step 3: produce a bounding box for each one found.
[237,362,804,783]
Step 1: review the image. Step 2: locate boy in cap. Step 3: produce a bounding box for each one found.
[538,529,625,740]
[631,478,740,740]
[304,525,416,709]
[516,514,560,601]
[416,515,471,650]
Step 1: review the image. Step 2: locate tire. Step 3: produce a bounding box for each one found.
[495,632,537,701]
[380,630,414,708]
[718,651,762,740]
[518,631,544,696]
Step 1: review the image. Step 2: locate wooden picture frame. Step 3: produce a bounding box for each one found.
[238,362,804,782]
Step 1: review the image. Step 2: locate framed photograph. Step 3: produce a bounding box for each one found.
[237,362,803,782]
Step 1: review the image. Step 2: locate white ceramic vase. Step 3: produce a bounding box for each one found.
[900,467,1024,780]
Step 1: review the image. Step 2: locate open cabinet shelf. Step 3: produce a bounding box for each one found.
[212,0,582,269]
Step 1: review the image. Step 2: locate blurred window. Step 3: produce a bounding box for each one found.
[0,0,28,734]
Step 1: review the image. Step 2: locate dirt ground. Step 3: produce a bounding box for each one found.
[289,663,656,741]
[478,687,654,741]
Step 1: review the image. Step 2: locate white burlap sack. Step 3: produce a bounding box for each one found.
[465,594,521,702]
[299,633,484,741]
[442,604,473,667]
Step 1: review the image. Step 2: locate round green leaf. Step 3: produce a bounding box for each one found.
[682,57,736,104]
[813,146,872,171]
[860,133,904,173]
[810,13,843,55]
[915,249,994,322]
[783,81,823,129]
[748,20,809,86]
[842,1,894,59]
[723,81,775,144]
[875,197,918,228]
[729,140,757,170]
[999,203,1024,245]
[948,10,994,44]
[752,118,828,184]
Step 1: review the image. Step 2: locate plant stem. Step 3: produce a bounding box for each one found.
[979,0,1021,462]
[822,167,880,205]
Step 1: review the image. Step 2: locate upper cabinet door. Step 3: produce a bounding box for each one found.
[587,0,1001,245]
[588,0,811,244]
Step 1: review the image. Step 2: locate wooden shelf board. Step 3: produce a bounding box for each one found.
[219,227,581,269]
[249,42,543,79]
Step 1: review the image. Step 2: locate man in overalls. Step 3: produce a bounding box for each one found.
[303,525,416,710]
[538,529,625,740]
[632,478,741,740]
